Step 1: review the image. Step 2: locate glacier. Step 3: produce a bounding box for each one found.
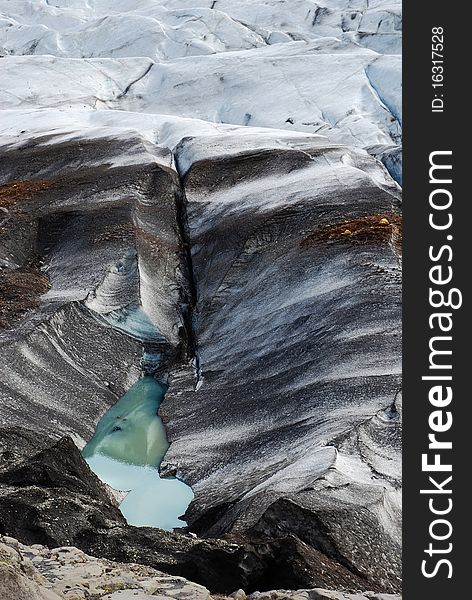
[0,0,402,595]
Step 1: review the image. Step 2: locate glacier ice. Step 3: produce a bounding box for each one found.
[0,0,402,591]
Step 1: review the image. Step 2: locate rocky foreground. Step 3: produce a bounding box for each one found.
[1,535,400,600]
[1,0,402,596]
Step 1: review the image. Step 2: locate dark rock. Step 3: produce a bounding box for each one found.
[0,427,398,594]
[0,427,125,545]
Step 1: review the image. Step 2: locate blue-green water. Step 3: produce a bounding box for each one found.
[82,377,193,530]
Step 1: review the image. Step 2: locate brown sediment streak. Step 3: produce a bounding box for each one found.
[0,268,50,328]
[92,222,183,252]
[92,223,136,245]
[0,179,56,209]
[301,213,402,254]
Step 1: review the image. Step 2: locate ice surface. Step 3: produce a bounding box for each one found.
[0,47,400,149]
[0,0,401,59]
[0,0,402,159]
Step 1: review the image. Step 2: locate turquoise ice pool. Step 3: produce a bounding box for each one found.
[82,376,193,530]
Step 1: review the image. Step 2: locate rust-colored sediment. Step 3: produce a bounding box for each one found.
[0,269,50,329]
[0,179,55,209]
[93,223,182,253]
[92,223,136,244]
[301,213,402,254]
